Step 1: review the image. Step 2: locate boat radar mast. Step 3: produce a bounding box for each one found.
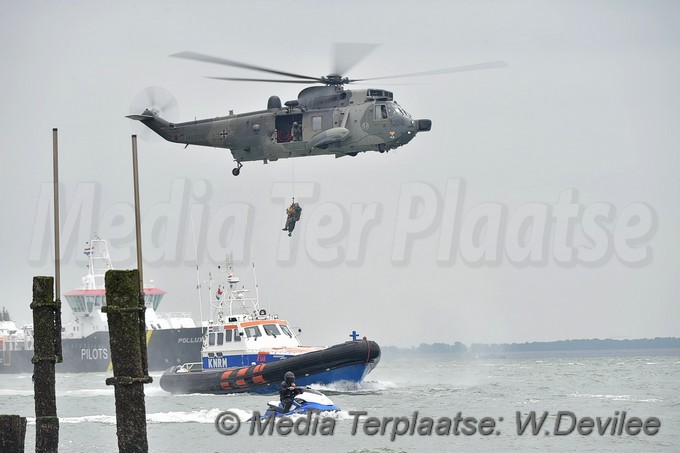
[208,260,269,325]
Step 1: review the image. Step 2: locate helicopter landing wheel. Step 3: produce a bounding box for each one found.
[232,162,243,176]
[378,144,386,153]
[348,152,358,157]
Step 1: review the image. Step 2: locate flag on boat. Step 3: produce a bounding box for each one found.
[84,243,93,256]
[216,285,224,300]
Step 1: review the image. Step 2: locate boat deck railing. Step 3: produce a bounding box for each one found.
[178,362,203,373]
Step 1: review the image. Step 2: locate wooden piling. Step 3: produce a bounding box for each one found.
[103,269,151,453]
[30,276,59,453]
[0,415,27,453]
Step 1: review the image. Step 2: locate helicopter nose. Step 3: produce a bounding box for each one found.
[416,119,432,132]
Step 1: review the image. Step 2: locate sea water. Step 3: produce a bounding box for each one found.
[1,352,678,452]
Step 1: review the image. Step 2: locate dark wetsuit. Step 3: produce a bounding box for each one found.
[279,381,303,413]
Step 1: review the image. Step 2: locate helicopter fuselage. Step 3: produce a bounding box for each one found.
[130,85,431,175]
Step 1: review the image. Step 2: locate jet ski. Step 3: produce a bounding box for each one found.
[260,388,339,418]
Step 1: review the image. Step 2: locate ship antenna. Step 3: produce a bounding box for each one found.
[240,191,261,309]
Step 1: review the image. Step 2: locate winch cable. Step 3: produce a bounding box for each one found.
[291,157,295,202]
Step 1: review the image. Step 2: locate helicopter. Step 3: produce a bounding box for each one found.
[127,45,506,176]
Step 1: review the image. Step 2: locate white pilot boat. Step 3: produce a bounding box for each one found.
[0,237,203,373]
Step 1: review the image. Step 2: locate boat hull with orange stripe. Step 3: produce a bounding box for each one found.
[159,339,380,394]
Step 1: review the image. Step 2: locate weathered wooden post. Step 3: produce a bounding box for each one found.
[0,415,27,453]
[31,276,59,452]
[103,269,151,453]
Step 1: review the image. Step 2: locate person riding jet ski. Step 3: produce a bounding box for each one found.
[279,371,304,413]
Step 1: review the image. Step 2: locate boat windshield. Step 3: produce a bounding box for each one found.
[279,325,293,338]
[244,326,262,338]
[263,324,280,337]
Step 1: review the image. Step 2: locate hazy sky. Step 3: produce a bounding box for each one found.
[1,1,679,348]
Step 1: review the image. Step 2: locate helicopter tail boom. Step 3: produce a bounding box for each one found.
[126,110,175,141]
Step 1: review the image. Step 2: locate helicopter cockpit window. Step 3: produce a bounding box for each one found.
[386,102,411,118]
[387,102,411,118]
[375,104,388,121]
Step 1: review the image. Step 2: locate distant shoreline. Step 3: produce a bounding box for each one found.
[383,337,680,358]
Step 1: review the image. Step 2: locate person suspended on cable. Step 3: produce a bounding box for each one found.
[282,199,302,237]
[279,371,303,413]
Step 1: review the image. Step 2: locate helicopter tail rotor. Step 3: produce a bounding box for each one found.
[128,86,179,141]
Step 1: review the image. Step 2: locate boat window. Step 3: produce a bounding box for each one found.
[208,332,216,346]
[217,332,224,345]
[263,324,280,337]
[224,329,232,342]
[244,326,262,338]
[279,325,293,338]
[235,331,242,341]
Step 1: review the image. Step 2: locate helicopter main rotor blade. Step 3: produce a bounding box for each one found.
[172,51,321,82]
[351,60,508,82]
[207,77,320,84]
[333,42,380,77]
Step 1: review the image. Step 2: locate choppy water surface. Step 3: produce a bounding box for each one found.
[1,352,678,452]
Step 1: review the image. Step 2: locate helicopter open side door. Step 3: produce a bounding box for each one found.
[275,114,303,143]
